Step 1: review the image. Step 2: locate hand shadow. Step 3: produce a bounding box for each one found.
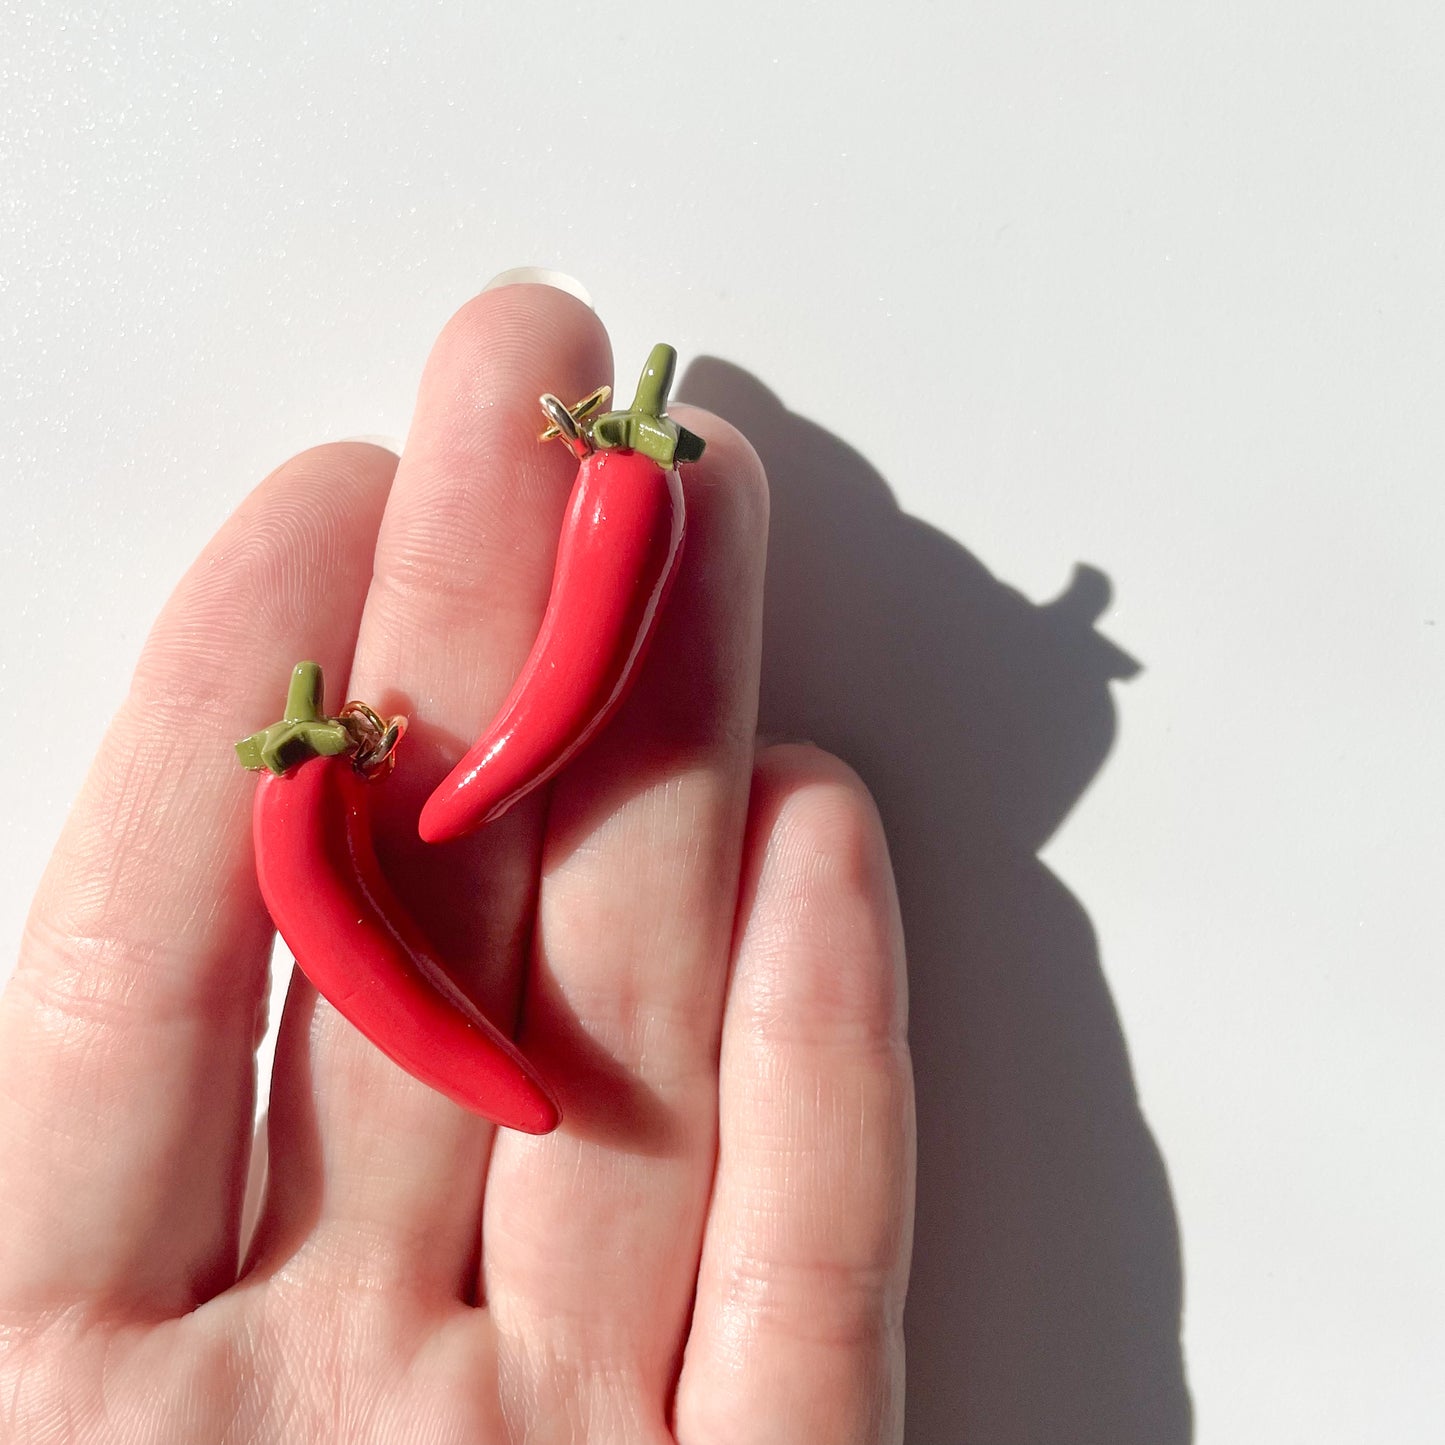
[678,360,1193,1445]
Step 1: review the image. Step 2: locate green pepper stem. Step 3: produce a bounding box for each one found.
[630,343,677,418]
[284,661,326,723]
[236,660,353,774]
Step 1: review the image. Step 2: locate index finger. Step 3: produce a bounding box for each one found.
[0,442,396,1319]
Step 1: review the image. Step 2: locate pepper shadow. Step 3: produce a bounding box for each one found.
[678,359,1193,1445]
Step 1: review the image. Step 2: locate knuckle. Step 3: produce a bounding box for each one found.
[718,1250,901,1349]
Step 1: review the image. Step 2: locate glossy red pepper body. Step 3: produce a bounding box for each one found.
[418,448,685,844]
[239,664,559,1133]
[418,343,705,845]
[255,754,559,1132]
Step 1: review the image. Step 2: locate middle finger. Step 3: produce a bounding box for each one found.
[252,282,612,1296]
[481,405,769,1410]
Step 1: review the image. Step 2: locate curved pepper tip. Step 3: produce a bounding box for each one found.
[483,1059,563,1134]
[418,791,469,845]
[416,799,452,846]
[417,779,514,844]
[513,1093,563,1136]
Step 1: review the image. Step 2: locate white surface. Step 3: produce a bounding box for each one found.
[3,4,1442,1441]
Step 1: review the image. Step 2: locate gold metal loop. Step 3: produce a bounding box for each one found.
[339,700,409,776]
[538,385,611,458]
[538,394,591,458]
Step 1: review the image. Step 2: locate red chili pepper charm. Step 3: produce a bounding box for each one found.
[418,344,706,845]
[237,662,560,1133]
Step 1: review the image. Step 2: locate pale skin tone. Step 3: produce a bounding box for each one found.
[0,285,916,1444]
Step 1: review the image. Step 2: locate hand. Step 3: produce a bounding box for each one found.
[0,285,915,1444]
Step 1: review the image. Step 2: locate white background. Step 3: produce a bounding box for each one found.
[3,3,1442,1441]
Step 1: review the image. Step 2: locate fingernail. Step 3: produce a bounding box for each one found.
[482,267,594,309]
[340,434,404,453]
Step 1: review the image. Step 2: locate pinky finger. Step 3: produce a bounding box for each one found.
[674,745,916,1445]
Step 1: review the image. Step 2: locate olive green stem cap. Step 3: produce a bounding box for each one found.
[235,661,352,775]
[590,342,706,469]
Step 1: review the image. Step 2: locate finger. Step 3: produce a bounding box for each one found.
[0,444,397,1318]
[481,409,768,1414]
[255,284,613,1296]
[674,746,915,1445]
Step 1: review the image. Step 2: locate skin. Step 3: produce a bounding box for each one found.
[0,284,916,1445]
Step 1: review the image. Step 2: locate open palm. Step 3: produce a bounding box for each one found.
[0,284,915,1444]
